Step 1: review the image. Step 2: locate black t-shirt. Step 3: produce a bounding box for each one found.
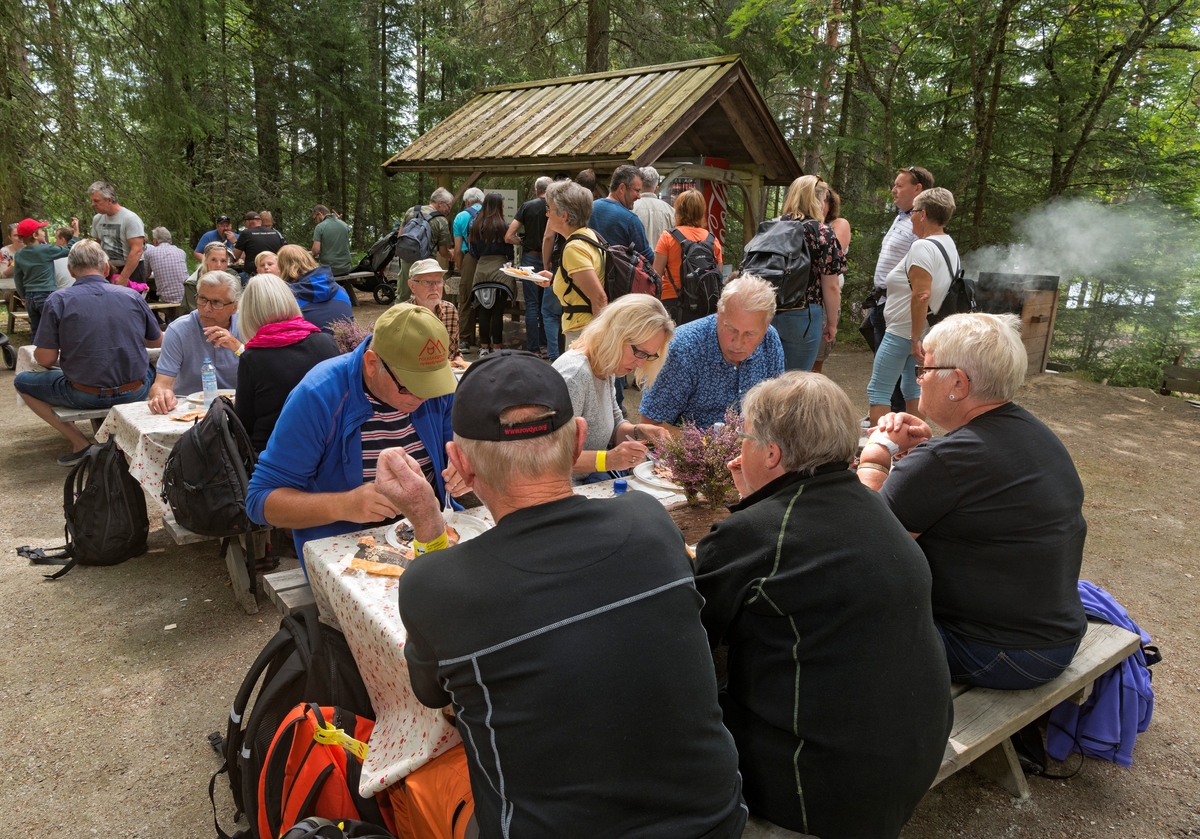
[235,227,288,267]
[882,401,1087,649]
[695,468,952,838]
[399,493,746,839]
[514,197,548,253]
[234,332,339,451]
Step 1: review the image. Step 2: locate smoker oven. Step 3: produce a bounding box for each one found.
[975,273,1062,375]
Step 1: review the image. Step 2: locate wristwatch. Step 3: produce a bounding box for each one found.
[867,432,900,459]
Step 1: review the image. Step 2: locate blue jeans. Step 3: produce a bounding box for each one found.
[867,331,920,407]
[520,253,546,353]
[541,285,562,361]
[14,364,155,409]
[773,305,823,371]
[936,621,1080,690]
[25,292,50,338]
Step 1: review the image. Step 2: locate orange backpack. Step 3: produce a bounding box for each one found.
[258,703,396,839]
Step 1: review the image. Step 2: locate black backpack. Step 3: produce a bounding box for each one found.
[924,238,977,327]
[279,818,395,839]
[162,396,260,537]
[667,229,724,322]
[739,217,815,310]
[19,439,149,580]
[560,231,661,318]
[209,605,375,839]
[395,205,443,263]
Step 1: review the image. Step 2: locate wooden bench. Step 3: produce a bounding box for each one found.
[264,567,316,615]
[51,405,111,433]
[334,272,376,308]
[935,620,1140,799]
[1161,363,1200,398]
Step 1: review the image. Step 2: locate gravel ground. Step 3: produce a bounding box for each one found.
[1,306,1197,836]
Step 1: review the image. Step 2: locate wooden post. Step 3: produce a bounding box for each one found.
[746,168,764,244]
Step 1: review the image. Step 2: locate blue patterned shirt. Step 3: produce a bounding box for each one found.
[639,315,785,428]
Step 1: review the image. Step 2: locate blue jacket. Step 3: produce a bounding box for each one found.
[589,198,654,263]
[1046,580,1157,767]
[291,265,353,333]
[245,336,454,562]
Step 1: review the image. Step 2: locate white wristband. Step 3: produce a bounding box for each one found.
[867,432,900,458]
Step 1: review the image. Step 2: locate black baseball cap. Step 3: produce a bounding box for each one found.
[216,214,232,223]
[452,351,574,441]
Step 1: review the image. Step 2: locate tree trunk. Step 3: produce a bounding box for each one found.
[0,2,28,223]
[379,0,390,227]
[250,2,281,204]
[586,0,610,73]
[831,0,859,192]
[804,0,843,176]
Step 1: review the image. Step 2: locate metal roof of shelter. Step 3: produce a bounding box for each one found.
[381,55,800,185]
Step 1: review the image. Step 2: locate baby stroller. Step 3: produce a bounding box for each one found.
[348,229,400,305]
[0,331,15,369]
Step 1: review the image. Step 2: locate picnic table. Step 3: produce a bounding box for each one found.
[96,400,268,614]
[302,477,684,795]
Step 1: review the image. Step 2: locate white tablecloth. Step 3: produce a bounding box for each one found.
[94,399,192,510]
[303,477,683,796]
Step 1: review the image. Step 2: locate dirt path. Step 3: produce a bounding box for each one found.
[1,327,1196,836]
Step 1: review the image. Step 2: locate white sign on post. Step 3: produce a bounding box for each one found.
[499,190,519,223]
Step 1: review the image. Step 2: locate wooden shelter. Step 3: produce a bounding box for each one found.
[381,56,801,241]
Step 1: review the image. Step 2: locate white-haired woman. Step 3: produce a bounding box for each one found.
[865,186,960,424]
[695,372,952,839]
[858,313,1087,690]
[553,294,674,478]
[235,274,339,452]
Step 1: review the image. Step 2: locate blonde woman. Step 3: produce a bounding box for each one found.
[552,294,674,478]
[767,175,846,371]
[275,243,353,333]
[235,274,339,451]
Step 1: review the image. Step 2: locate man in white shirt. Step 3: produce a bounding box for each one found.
[869,166,933,413]
[633,167,676,247]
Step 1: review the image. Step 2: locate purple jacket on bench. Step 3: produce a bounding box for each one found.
[1046,580,1158,767]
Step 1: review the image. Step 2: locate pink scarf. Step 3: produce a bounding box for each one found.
[246,316,321,349]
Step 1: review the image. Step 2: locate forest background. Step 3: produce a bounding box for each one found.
[3,0,1200,386]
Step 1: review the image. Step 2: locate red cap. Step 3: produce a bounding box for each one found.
[16,218,49,238]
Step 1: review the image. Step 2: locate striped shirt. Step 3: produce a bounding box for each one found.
[873,210,917,291]
[360,389,434,485]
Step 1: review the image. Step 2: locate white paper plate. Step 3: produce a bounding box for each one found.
[500,267,541,281]
[186,389,236,405]
[632,460,682,492]
[385,511,491,551]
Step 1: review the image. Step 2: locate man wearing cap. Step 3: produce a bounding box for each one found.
[233,211,286,275]
[407,258,465,365]
[246,303,457,562]
[15,240,160,465]
[194,214,238,262]
[12,217,75,335]
[375,350,747,839]
[311,204,353,277]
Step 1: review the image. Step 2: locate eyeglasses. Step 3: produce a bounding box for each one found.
[197,296,233,311]
[630,342,660,361]
[915,365,970,382]
[736,431,761,442]
[379,358,414,397]
[414,279,444,287]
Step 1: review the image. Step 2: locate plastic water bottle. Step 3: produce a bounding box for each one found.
[613,479,628,495]
[201,357,218,408]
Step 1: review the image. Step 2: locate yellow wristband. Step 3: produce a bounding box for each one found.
[595,450,607,472]
[412,531,449,555]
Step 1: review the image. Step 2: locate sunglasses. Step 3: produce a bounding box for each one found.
[630,342,659,361]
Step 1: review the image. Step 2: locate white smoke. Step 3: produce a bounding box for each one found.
[963,199,1189,281]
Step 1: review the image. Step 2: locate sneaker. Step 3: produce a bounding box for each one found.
[860,416,871,431]
[57,447,89,467]
[478,348,492,358]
